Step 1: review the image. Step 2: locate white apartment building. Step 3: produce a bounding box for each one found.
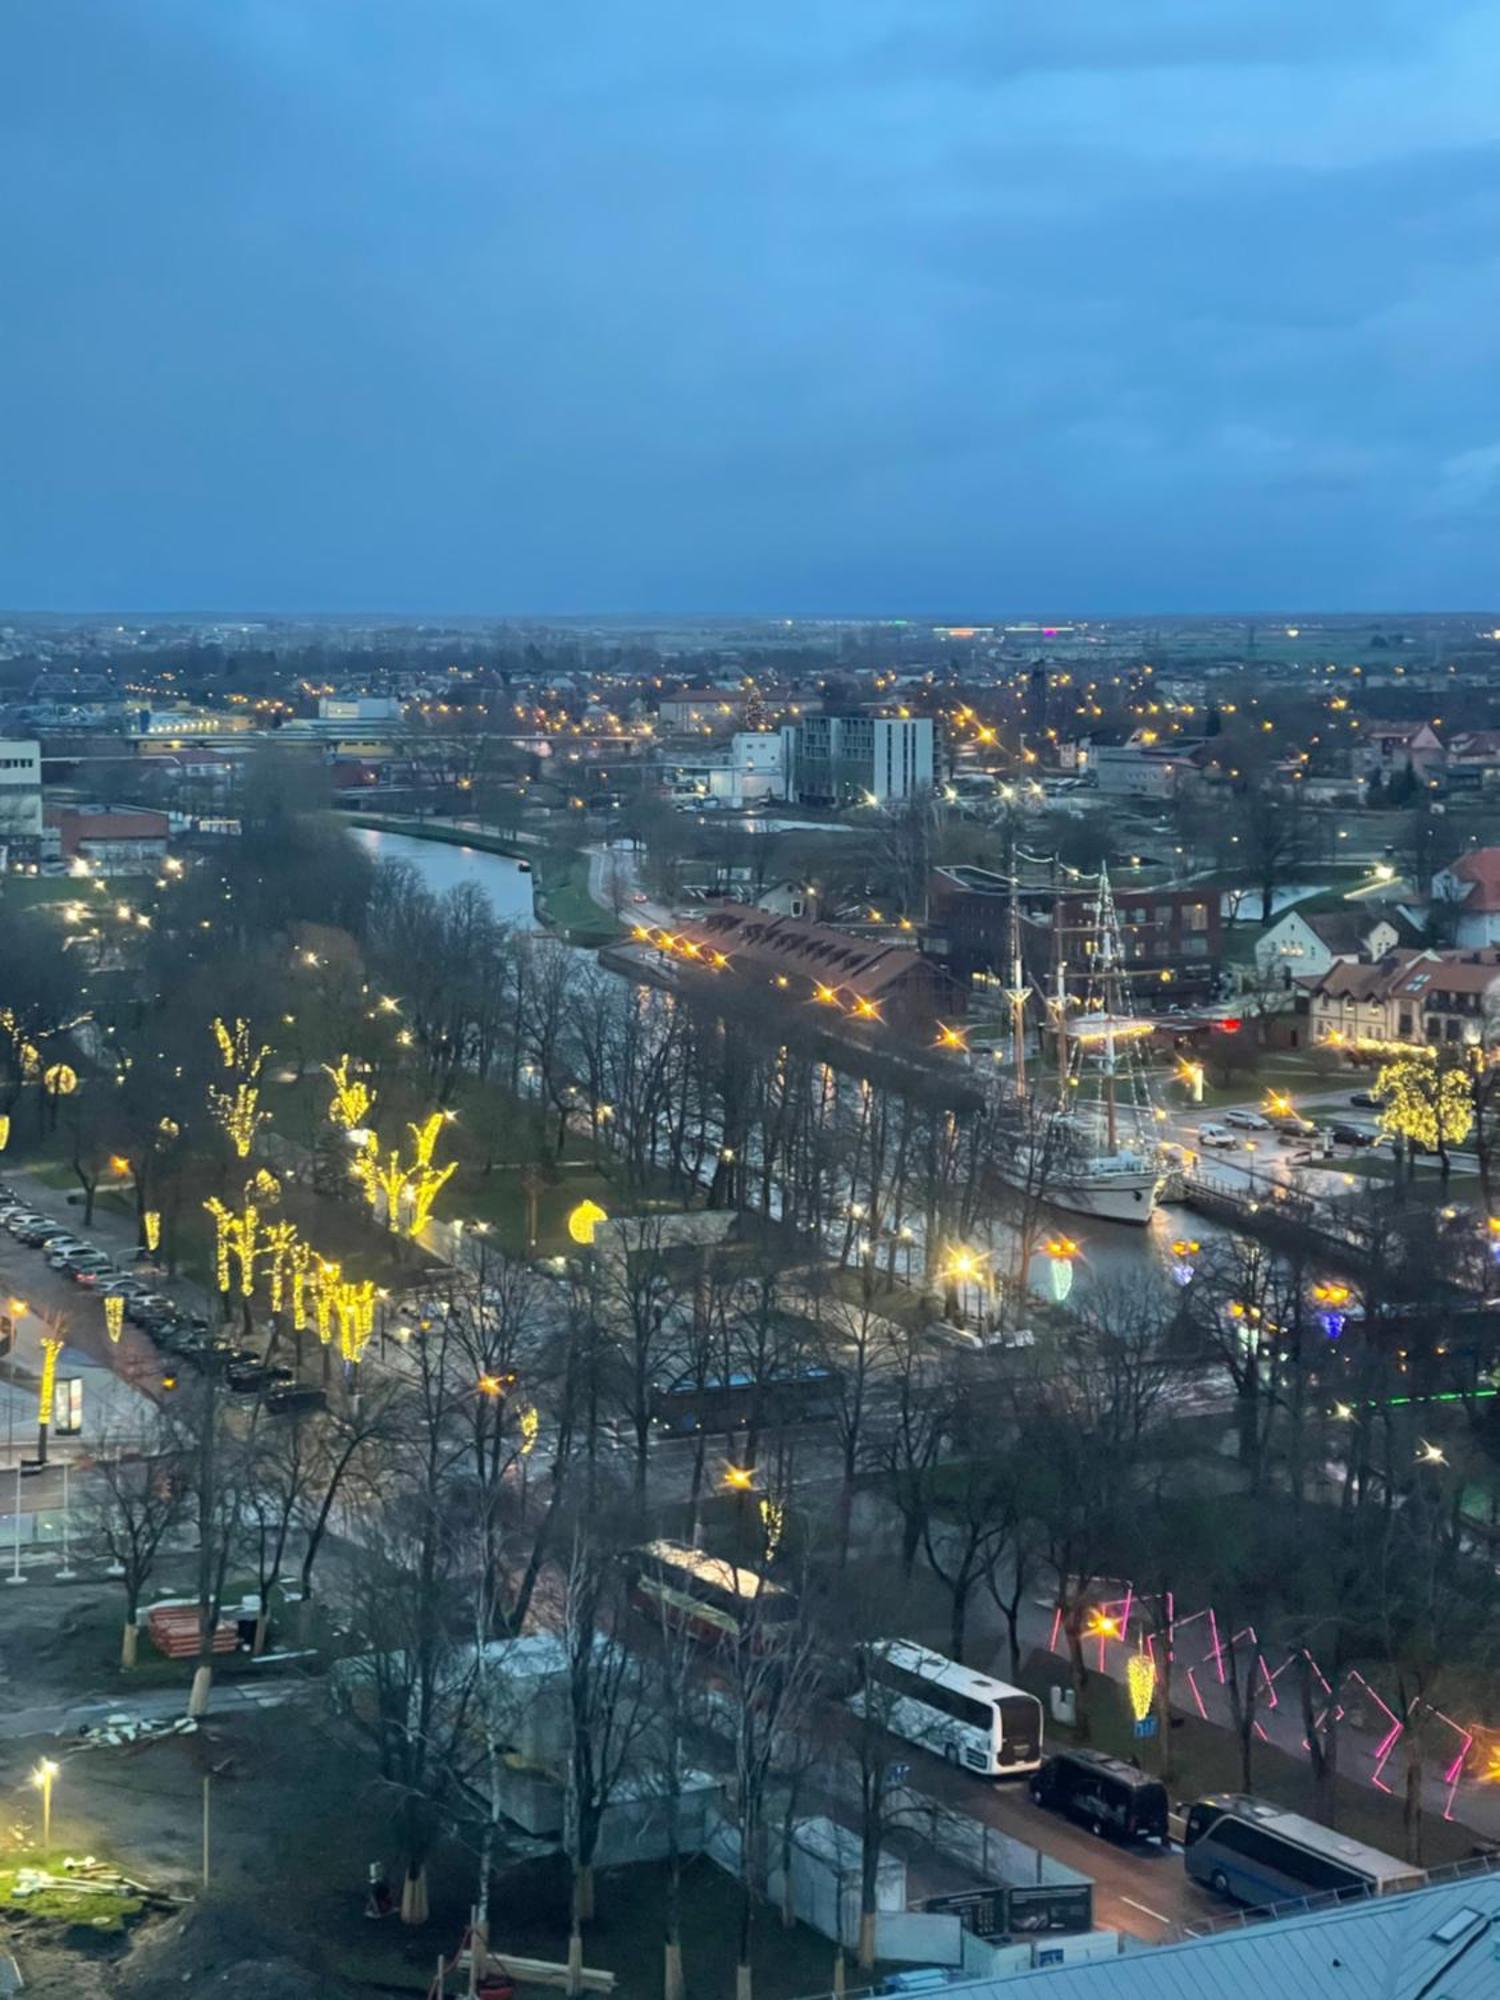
[0,739,43,855]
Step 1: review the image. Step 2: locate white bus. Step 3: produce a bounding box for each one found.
[856,1639,1044,1777]
[1184,1794,1422,1909]
[625,1539,798,1649]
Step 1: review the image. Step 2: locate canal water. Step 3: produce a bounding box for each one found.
[351,825,539,929]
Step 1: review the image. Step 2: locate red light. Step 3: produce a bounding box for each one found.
[1217,1019,1242,1033]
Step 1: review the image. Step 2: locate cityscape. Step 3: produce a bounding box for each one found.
[4,9,1500,2000]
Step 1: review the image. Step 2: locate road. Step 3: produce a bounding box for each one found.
[889,1733,1218,1941]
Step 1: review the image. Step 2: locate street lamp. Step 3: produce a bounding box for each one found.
[31,1758,57,1850]
[723,1464,754,1492]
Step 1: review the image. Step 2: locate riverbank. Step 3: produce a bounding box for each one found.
[343,812,620,945]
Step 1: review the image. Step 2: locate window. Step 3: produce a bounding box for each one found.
[1185,903,1209,932]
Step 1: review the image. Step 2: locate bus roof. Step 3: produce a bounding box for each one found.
[876,1638,1037,1706]
[638,1538,792,1604]
[1197,1794,1419,1887]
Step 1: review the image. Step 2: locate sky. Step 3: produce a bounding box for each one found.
[4,0,1500,617]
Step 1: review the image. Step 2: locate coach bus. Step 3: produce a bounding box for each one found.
[854,1638,1044,1778]
[1183,1794,1422,1909]
[625,1538,799,1648]
[649,1365,841,1437]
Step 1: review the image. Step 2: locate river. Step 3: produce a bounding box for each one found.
[351,825,539,929]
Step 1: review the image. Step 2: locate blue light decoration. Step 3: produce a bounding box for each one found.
[1320,1311,1346,1341]
[1169,1237,1199,1287]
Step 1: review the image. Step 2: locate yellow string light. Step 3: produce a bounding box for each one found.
[143,1210,161,1253]
[104,1294,124,1342]
[322,1055,374,1131]
[37,1335,63,1426]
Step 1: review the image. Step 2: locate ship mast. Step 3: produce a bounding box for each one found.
[1007,875,1028,1099]
[1096,865,1118,1154]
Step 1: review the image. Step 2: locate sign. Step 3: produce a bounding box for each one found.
[1005,1885,1093,1937]
[1133,1714,1159,1740]
[924,1884,1093,1940]
[923,1890,1004,1938]
[54,1376,82,1436]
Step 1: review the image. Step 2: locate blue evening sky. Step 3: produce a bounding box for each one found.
[2,1,1498,615]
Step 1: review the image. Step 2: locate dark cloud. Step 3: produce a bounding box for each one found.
[0,0,1496,611]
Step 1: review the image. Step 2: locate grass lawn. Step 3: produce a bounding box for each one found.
[0,1862,144,1934]
[533,846,620,944]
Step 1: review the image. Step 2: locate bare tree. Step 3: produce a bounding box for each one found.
[85,1416,190,1667]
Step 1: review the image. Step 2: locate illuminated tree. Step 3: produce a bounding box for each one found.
[354,1111,456,1238]
[204,1199,260,1298]
[322,1054,374,1131]
[207,1016,270,1160]
[1376,1051,1474,1180]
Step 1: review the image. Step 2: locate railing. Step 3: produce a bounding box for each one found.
[1173,1840,1500,1941]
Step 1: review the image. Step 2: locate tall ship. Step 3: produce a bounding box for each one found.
[993,866,1165,1226]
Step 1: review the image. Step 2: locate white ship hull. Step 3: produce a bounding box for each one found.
[995,1146,1164,1225]
[1038,1165,1163,1226]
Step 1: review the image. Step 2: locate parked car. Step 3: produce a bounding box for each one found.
[1330,1123,1375,1148]
[226,1359,294,1394]
[1029,1749,1170,1845]
[265,1383,327,1417]
[4,1212,46,1236]
[1350,1089,1381,1108]
[1272,1114,1316,1139]
[67,1258,117,1287]
[20,1221,72,1246]
[98,1278,154,1301]
[1196,1123,1238,1149]
[43,1239,92,1266]
[1223,1108,1270,1131]
[125,1293,176,1326]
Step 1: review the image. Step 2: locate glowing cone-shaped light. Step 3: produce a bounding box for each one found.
[104,1294,125,1343]
[1127,1652,1157,1723]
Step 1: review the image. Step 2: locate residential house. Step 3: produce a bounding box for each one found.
[1254,907,1405,987]
[1432,849,1500,947]
[1307,947,1500,1048]
[1357,720,1445,785]
[1445,730,1500,788]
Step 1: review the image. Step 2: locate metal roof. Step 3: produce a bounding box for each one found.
[951,1878,1500,2000]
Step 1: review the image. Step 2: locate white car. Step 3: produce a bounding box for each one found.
[1197,1122,1238,1149]
[1223,1108,1271,1131]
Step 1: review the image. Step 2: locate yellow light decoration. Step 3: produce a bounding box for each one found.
[143,1210,161,1253]
[1374,1051,1474,1157]
[567,1198,609,1246]
[1127,1652,1157,1723]
[0,1115,8,1152]
[311,1260,341,1346]
[261,1220,299,1312]
[322,1055,374,1131]
[42,1064,78,1096]
[37,1334,63,1426]
[334,1279,377,1364]
[405,1114,456,1235]
[760,1496,786,1561]
[519,1406,540,1455]
[157,1117,180,1141]
[1481,1744,1500,1785]
[207,1017,271,1160]
[203,1198,259,1297]
[104,1293,125,1342]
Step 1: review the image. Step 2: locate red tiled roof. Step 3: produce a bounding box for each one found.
[1447,848,1500,912]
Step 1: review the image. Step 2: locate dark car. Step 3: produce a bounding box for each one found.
[1330,1123,1375,1148]
[1029,1749,1170,1845]
[1350,1090,1381,1108]
[226,1360,294,1395]
[265,1383,327,1417]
